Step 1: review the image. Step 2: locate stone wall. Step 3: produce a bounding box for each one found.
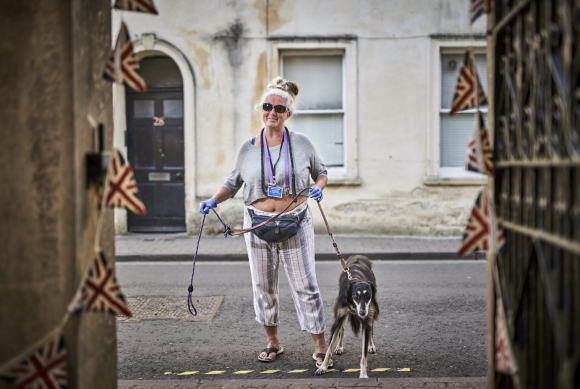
[113,0,487,236]
[0,1,116,388]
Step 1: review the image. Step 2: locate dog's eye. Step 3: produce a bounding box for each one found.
[356,291,361,296]
[363,290,368,295]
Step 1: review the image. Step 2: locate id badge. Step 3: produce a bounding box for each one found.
[267,186,283,198]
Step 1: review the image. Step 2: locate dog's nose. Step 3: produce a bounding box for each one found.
[359,310,366,316]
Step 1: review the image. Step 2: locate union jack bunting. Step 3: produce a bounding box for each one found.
[106,149,147,216]
[0,331,67,389]
[469,0,492,24]
[457,191,506,256]
[495,295,518,375]
[71,251,132,317]
[114,0,159,14]
[103,22,147,92]
[465,111,493,176]
[449,51,487,115]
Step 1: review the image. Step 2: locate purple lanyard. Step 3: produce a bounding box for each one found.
[262,129,290,188]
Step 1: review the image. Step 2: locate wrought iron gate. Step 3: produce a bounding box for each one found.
[491,0,580,388]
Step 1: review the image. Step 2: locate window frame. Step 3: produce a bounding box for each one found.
[270,40,359,184]
[426,39,488,186]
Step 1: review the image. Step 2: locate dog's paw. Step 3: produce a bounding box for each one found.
[315,368,327,376]
[368,345,376,354]
[359,373,369,379]
[334,346,344,355]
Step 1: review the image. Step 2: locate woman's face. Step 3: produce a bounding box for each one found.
[262,94,291,131]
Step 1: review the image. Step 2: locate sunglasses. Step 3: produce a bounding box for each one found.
[262,103,288,114]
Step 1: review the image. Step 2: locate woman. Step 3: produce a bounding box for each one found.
[199,77,332,367]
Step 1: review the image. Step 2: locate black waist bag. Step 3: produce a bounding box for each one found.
[248,208,308,243]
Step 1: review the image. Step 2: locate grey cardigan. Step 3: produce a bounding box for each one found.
[222,132,327,206]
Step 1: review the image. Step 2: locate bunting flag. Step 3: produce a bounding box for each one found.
[457,191,506,255]
[114,0,159,14]
[103,22,147,92]
[449,51,487,115]
[469,0,492,24]
[465,111,494,176]
[70,251,132,317]
[0,331,67,389]
[495,295,518,375]
[106,149,147,216]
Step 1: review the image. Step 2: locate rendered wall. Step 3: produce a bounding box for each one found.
[114,0,487,236]
[0,1,116,388]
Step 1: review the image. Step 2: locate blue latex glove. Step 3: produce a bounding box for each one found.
[199,199,217,215]
[309,185,323,201]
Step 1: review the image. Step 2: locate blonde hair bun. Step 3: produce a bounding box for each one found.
[268,76,299,97]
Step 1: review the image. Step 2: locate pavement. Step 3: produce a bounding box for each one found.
[119,376,487,388]
[115,233,486,261]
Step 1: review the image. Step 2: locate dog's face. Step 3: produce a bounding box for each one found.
[351,282,373,318]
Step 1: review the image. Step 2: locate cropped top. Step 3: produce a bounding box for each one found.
[222,132,327,206]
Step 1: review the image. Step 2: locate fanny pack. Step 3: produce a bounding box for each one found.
[248,207,308,243]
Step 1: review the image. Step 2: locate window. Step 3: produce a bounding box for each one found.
[426,40,488,184]
[271,40,358,184]
[282,54,344,167]
[440,52,488,171]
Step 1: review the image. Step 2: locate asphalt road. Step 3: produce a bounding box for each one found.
[116,260,487,380]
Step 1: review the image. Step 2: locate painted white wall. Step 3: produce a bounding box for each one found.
[113,0,487,236]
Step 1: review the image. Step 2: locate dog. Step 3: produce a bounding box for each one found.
[315,255,379,378]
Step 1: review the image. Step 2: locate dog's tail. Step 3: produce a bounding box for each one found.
[348,314,361,336]
[346,255,373,269]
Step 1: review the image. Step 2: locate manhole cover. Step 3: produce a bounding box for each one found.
[118,296,224,322]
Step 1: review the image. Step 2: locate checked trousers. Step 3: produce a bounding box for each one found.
[243,201,326,334]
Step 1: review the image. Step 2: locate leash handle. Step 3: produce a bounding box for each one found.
[187,211,209,316]
[316,200,352,280]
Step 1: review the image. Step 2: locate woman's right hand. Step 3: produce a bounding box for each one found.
[199,199,217,215]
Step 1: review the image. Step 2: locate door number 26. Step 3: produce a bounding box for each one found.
[153,117,165,126]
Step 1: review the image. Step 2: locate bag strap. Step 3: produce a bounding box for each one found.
[227,187,311,236]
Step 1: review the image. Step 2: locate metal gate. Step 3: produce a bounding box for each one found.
[490,0,580,387]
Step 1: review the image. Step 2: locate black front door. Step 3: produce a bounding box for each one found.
[126,88,186,232]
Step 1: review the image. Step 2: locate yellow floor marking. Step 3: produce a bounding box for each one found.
[205,371,226,375]
[176,371,198,375]
[398,368,410,371]
[287,369,308,373]
[326,369,335,372]
[342,368,360,372]
[232,370,254,374]
[261,370,280,374]
[164,372,172,375]
[371,368,390,372]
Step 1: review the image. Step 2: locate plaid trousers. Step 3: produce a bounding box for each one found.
[243,201,326,334]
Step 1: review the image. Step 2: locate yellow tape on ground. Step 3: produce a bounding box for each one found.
[164,372,172,375]
[261,370,280,374]
[176,371,198,375]
[342,369,360,372]
[326,369,335,372]
[371,368,390,372]
[205,371,226,375]
[397,368,410,371]
[287,369,308,373]
[232,370,253,374]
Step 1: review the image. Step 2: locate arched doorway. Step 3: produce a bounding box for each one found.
[126,56,186,232]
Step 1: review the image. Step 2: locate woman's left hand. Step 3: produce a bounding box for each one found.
[309,185,323,201]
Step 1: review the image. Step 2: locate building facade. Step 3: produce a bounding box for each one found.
[112,0,488,236]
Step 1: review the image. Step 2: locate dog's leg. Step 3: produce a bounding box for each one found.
[316,315,346,375]
[334,321,345,355]
[359,324,371,378]
[368,325,376,354]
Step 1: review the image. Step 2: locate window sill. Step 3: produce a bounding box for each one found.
[423,176,488,186]
[326,176,362,186]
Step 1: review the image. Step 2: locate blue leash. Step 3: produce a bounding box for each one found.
[187,207,229,316]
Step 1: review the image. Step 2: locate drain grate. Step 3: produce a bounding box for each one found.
[118,296,224,322]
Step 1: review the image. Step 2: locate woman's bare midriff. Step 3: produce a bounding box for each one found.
[251,195,308,213]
